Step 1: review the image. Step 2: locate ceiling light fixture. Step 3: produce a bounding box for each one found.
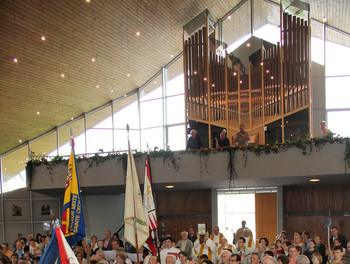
[323,17,327,22]
[36,111,40,115]
[165,185,174,189]
[309,178,320,182]
[95,84,99,88]
[127,73,130,77]
[13,57,18,63]
[246,42,251,47]
[60,73,65,78]
[91,57,95,62]
[18,139,22,143]
[41,35,46,41]
[136,31,140,36]
[228,14,232,19]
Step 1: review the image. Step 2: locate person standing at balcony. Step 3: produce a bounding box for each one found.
[233,125,250,147]
[215,129,230,149]
[316,121,333,138]
[186,130,203,150]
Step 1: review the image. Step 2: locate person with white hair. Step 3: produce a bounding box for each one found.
[220,250,232,264]
[217,238,234,264]
[315,121,333,138]
[186,129,203,150]
[262,256,277,264]
[167,255,177,264]
[177,231,194,258]
[211,226,225,247]
[296,255,310,264]
[215,129,230,148]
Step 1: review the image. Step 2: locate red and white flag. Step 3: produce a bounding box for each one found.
[38,227,79,264]
[143,155,158,254]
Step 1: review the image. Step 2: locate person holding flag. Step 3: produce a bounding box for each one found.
[61,132,86,249]
[39,131,84,264]
[124,125,149,264]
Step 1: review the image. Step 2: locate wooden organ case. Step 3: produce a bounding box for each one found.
[183,8,311,147]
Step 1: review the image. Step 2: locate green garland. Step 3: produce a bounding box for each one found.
[25,136,350,190]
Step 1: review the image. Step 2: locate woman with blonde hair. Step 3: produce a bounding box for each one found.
[115,252,128,264]
[311,252,323,264]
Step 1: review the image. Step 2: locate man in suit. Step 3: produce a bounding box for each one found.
[103,230,113,250]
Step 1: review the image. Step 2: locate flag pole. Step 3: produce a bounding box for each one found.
[127,124,141,264]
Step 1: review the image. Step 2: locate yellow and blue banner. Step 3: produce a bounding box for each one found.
[61,140,85,248]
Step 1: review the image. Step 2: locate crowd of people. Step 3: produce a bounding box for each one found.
[0,221,348,264]
[156,222,349,264]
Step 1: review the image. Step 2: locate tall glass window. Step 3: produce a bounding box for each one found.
[140,74,164,150]
[1,145,28,193]
[86,105,113,154]
[58,117,85,156]
[224,1,251,53]
[113,93,140,151]
[325,28,350,137]
[30,131,57,158]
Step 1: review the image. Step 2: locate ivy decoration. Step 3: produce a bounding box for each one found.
[24,136,349,189]
[149,150,180,172]
[227,147,238,187]
[25,160,34,190]
[345,141,350,173]
[197,148,211,179]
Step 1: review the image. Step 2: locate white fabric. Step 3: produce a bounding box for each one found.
[58,228,79,264]
[143,156,158,230]
[124,141,149,250]
[192,239,218,264]
[160,247,181,264]
[212,234,224,246]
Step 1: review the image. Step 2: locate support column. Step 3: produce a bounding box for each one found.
[277,186,284,234]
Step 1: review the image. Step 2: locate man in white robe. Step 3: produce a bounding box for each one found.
[210,226,225,247]
[192,232,218,264]
[160,237,180,264]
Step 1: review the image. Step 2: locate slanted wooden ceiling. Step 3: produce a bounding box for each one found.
[0,0,349,155]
